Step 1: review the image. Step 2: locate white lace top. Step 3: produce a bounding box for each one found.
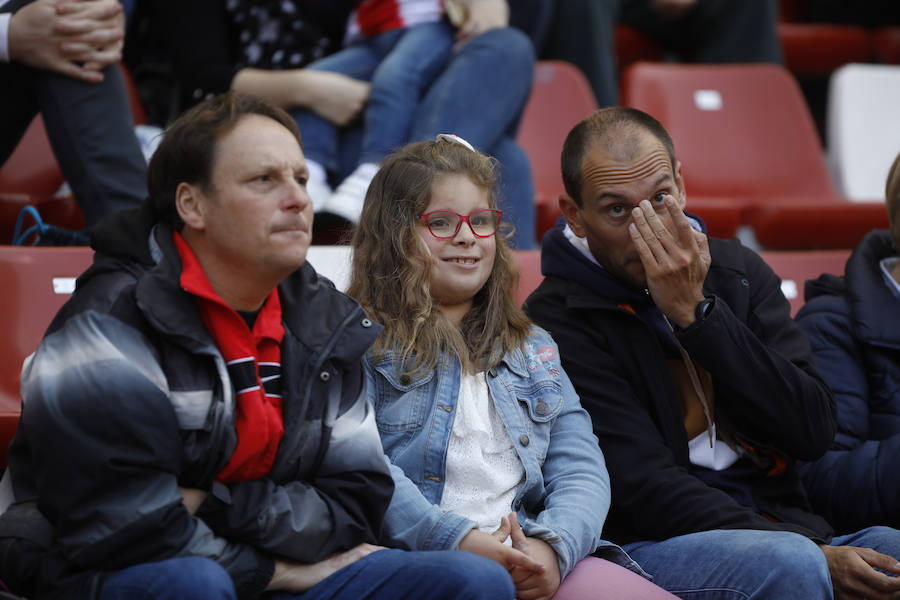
[439,371,525,533]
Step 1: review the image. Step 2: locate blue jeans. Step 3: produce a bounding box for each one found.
[293,22,455,171]
[623,526,900,599]
[102,549,515,600]
[304,27,538,249]
[102,556,238,600]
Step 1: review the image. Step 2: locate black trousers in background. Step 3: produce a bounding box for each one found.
[1,0,146,231]
[541,0,783,107]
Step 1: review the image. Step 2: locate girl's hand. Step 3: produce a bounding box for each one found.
[458,526,545,575]
[454,0,509,48]
[507,513,562,600]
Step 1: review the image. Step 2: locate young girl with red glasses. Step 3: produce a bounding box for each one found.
[347,136,676,599]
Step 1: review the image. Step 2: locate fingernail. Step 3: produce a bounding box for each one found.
[629,223,637,234]
[633,207,642,218]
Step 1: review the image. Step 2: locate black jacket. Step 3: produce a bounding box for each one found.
[0,200,392,599]
[524,219,836,546]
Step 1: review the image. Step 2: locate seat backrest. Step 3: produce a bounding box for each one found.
[513,249,543,305]
[758,249,850,316]
[827,63,900,201]
[517,61,599,200]
[0,116,65,199]
[0,247,94,468]
[622,62,838,202]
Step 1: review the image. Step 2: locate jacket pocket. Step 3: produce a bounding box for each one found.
[371,363,435,433]
[515,380,564,462]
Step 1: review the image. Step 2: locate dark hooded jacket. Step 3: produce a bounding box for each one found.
[0,200,392,599]
[524,217,836,546]
[796,229,900,534]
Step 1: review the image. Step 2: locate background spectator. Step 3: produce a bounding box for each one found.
[541,0,782,107]
[1,0,146,244]
[796,150,900,534]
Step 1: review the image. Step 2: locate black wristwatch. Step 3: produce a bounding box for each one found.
[695,296,715,323]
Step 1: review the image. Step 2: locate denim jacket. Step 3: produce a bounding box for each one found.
[367,325,640,578]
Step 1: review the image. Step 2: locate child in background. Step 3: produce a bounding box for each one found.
[346,135,679,599]
[294,0,456,225]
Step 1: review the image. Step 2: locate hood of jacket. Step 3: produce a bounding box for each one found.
[805,229,900,348]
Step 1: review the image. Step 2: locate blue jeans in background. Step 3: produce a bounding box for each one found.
[623,526,900,599]
[303,27,538,249]
[293,22,455,171]
[102,549,515,600]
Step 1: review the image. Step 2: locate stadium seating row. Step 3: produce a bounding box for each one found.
[0,244,852,469]
[517,60,891,248]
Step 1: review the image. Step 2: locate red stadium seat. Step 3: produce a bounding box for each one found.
[0,246,94,468]
[871,27,900,64]
[513,249,542,305]
[622,62,888,249]
[759,249,850,316]
[778,23,871,76]
[517,61,598,243]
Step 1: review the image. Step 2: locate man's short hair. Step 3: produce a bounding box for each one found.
[561,107,676,207]
[148,92,302,230]
[887,151,900,249]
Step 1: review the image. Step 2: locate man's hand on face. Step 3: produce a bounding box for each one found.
[820,545,900,599]
[629,195,711,328]
[8,0,125,83]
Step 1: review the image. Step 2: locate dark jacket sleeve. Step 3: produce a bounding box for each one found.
[17,311,273,599]
[795,294,900,532]
[198,365,393,562]
[525,280,790,543]
[676,243,837,460]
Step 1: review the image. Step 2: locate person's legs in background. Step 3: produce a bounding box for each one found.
[619,0,783,65]
[623,529,833,598]
[325,22,455,225]
[290,43,382,212]
[540,0,621,107]
[410,27,537,249]
[36,63,148,237]
[491,137,536,249]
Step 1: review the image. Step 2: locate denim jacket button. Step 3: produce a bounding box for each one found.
[519,433,530,447]
[535,399,548,415]
[399,374,411,385]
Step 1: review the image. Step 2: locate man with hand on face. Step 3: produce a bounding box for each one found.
[524,106,900,599]
[0,92,516,600]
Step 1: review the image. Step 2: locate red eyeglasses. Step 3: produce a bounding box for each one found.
[416,209,502,239]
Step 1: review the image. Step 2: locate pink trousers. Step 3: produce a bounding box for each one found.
[553,556,677,599]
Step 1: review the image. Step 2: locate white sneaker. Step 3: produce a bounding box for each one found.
[322,162,380,225]
[305,160,333,213]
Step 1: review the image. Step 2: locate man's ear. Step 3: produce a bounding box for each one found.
[176,182,205,231]
[559,193,587,238]
[673,160,688,209]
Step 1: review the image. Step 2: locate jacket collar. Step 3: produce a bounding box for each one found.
[88,197,380,359]
[845,229,900,346]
